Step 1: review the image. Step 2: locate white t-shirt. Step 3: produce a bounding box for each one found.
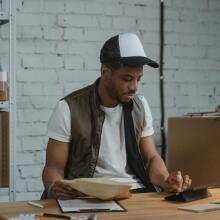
[47,96,154,189]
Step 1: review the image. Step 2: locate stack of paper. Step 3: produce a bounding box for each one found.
[61,178,132,200]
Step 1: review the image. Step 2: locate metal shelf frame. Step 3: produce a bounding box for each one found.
[0,0,16,201]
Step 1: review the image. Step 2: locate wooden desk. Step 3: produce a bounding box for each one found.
[1,189,220,220]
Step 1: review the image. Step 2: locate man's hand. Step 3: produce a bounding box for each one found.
[163,171,192,193]
[48,180,85,199]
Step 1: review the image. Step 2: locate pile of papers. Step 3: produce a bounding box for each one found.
[61,178,132,200]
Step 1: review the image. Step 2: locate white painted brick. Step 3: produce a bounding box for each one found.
[22,83,43,95]
[16,192,42,201]
[17,13,42,26]
[85,2,104,14]
[184,0,207,9]
[209,0,220,10]
[179,59,199,70]
[210,23,220,35]
[60,70,99,82]
[165,9,180,20]
[17,69,58,82]
[197,84,214,96]
[63,28,84,40]
[216,86,220,95]
[173,46,206,58]
[208,48,220,59]
[17,40,35,53]
[58,15,98,27]
[39,109,53,122]
[23,54,63,68]
[17,122,47,136]
[197,59,220,70]
[17,152,42,165]
[175,95,210,108]
[113,17,136,29]
[164,57,180,69]
[137,18,159,31]
[0,40,8,52]
[18,109,40,123]
[124,5,144,17]
[64,82,88,95]
[44,0,65,13]
[43,27,63,40]
[188,71,209,83]
[30,96,60,109]
[172,0,186,8]
[57,42,96,55]
[64,55,84,70]
[96,16,112,29]
[16,179,27,192]
[65,1,85,13]
[179,35,198,46]
[16,96,33,110]
[41,15,57,26]
[143,7,160,19]
[102,5,123,16]
[197,11,220,23]
[19,165,42,178]
[18,0,44,12]
[142,32,159,44]
[27,180,43,191]
[43,84,63,96]
[199,35,218,46]
[35,40,56,53]
[22,136,44,151]
[16,138,23,152]
[83,29,104,41]
[84,55,99,70]
[209,72,220,83]
[21,26,43,39]
[142,68,159,83]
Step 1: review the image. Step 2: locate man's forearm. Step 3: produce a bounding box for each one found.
[42,165,64,190]
[147,155,169,189]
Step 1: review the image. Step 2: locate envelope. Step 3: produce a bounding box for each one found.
[61,178,132,200]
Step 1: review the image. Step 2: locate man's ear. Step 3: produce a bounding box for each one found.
[101,64,112,78]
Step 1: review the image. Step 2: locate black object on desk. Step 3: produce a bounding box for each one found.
[164,187,211,202]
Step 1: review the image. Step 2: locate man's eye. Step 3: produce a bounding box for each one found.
[124,78,132,82]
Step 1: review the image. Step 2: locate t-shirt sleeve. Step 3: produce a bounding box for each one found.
[138,95,154,137]
[47,100,71,142]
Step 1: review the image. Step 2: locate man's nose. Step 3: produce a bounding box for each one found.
[129,80,138,92]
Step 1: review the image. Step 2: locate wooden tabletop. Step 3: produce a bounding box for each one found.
[1,189,220,220]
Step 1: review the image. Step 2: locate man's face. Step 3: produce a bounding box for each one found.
[105,65,143,104]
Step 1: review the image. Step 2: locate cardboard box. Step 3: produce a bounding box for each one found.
[168,116,220,187]
[0,111,9,187]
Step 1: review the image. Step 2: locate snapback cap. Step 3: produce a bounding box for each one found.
[100,33,159,68]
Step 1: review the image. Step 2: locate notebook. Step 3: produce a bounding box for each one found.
[177,203,220,213]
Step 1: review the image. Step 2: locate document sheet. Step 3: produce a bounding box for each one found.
[57,198,125,213]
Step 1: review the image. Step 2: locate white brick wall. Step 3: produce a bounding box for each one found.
[2,0,216,201]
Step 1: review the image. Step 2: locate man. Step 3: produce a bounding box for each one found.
[42,33,191,199]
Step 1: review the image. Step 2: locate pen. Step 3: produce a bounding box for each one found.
[43,213,71,219]
[27,201,44,208]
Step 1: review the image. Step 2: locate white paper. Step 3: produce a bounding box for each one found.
[58,198,124,213]
[61,178,131,200]
[177,203,220,213]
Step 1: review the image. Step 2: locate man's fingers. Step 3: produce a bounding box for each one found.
[182,175,192,191]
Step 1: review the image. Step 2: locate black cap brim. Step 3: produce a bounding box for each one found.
[121,56,159,68]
